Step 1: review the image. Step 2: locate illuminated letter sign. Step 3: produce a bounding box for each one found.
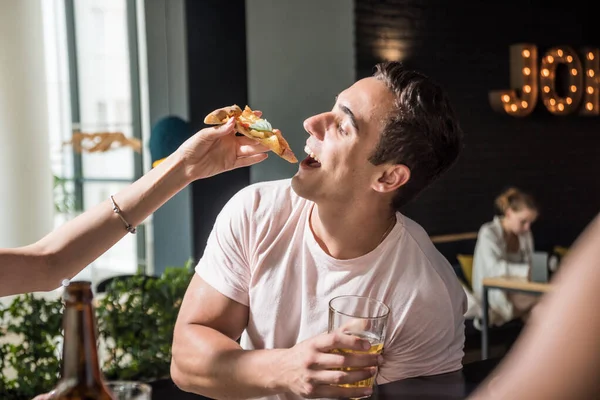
[490,44,599,116]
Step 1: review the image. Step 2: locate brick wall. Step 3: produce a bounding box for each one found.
[356,0,600,250]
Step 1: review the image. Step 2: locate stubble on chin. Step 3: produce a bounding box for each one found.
[291,175,316,201]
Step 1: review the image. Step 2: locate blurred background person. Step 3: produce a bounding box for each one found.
[472,187,539,327]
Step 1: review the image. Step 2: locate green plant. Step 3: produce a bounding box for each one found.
[0,261,195,399]
[96,261,194,381]
[0,293,64,399]
[52,175,77,214]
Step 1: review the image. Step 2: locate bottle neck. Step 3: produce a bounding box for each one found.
[60,300,103,385]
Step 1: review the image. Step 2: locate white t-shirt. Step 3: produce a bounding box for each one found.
[197,179,466,398]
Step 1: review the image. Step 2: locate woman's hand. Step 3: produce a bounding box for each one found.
[176,113,269,181]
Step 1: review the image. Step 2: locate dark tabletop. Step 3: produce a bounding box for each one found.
[150,358,502,400]
[375,357,501,399]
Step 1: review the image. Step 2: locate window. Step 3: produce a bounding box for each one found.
[43,0,147,289]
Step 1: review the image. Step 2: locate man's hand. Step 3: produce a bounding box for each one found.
[275,331,382,399]
[176,112,269,181]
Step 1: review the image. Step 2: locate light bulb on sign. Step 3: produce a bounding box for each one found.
[580,47,599,115]
[489,44,600,116]
[489,44,537,117]
[539,46,582,115]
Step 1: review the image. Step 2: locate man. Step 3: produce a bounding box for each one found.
[171,61,466,400]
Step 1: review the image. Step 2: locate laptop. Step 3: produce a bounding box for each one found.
[530,251,549,283]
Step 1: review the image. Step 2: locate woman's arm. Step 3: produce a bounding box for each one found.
[476,228,530,279]
[0,119,267,296]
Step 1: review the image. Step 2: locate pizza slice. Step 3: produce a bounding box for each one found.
[204,105,298,163]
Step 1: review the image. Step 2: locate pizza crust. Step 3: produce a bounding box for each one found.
[203,105,242,125]
[204,105,298,163]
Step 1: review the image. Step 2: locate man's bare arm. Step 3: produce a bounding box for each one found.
[170,275,285,399]
[171,275,380,399]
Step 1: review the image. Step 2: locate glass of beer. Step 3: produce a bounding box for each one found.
[106,381,152,400]
[328,295,389,395]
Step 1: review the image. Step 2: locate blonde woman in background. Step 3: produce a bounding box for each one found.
[472,187,539,327]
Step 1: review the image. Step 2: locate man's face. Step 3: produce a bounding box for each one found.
[291,77,395,204]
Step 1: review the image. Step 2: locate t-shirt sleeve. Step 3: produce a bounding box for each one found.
[376,289,463,383]
[195,189,253,306]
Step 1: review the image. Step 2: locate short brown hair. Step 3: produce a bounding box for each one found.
[370,62,463,211]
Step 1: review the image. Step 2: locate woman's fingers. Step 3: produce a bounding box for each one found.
[233,153,269,169]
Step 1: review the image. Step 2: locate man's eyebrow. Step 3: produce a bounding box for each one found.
[334,95,359,132]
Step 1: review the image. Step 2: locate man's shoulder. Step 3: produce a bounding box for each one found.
[393,215,451,273]
[400,214,431,244]
[398,214,443,260]
[396,214,465,301]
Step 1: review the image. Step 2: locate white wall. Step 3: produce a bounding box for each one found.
[246,0,355,182]
[144,0,189,125]
[143,0,192,274]
[0,0,54,247]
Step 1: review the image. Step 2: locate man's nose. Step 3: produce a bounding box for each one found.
[303,112,330,141]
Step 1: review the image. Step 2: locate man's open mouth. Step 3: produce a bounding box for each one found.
[302,145,322,168]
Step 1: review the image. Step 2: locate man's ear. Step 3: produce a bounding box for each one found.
[372,164,411,193]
